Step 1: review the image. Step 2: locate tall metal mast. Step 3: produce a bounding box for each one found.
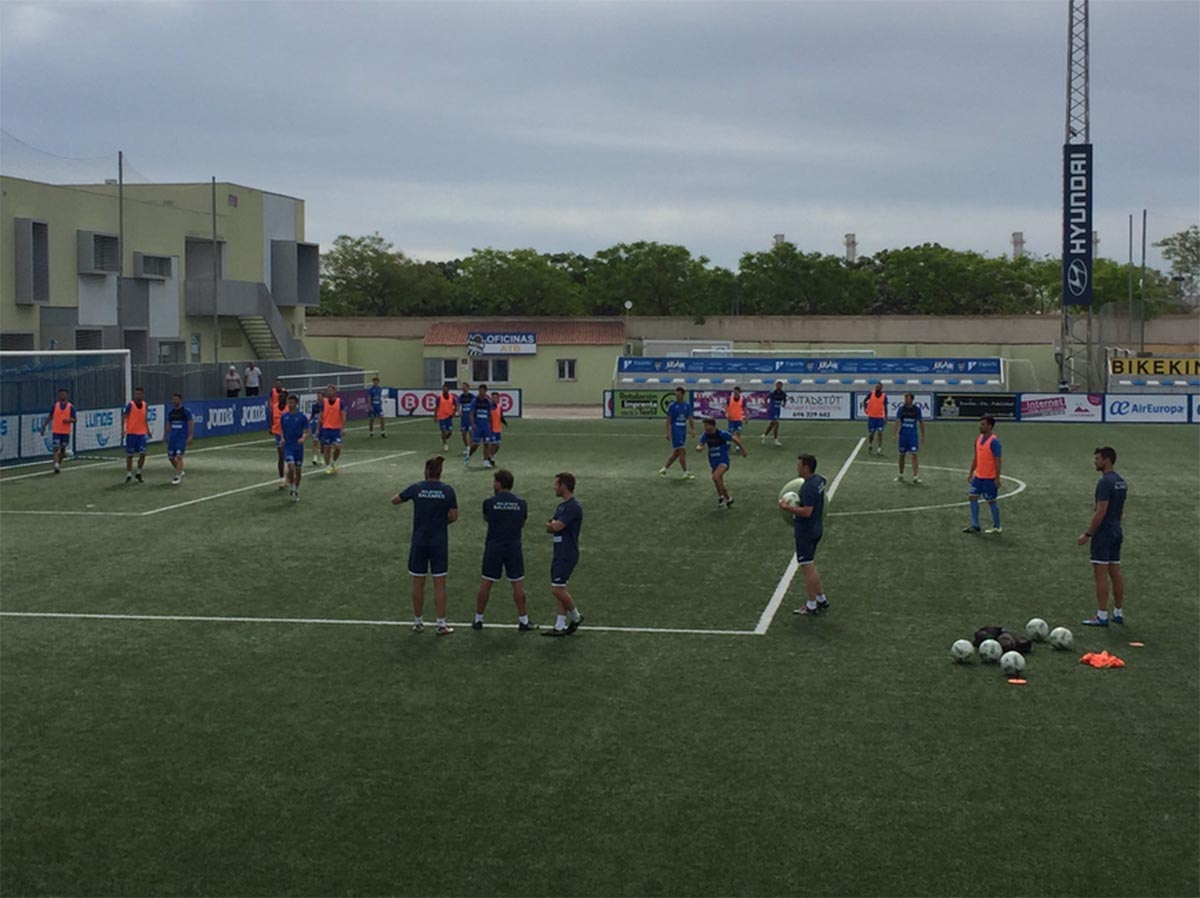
[1059,0,1094,391]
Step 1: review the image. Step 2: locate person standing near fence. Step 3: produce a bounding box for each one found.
[224,366,242,398]
[122,386,150,483]
[320,384,347,475]
[166,393,194,486]
[39,387,75,474]
[243,363,262,397]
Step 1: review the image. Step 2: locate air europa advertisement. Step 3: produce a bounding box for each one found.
[1104,395,1188,424]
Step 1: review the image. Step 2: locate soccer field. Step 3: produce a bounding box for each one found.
[1,417,1197,897]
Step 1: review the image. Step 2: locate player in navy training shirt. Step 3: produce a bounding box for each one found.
[659,386,696,479]
[696,417,746,509]
[1078,446,1129,627]
[542,472,584,637]
[779,453,831,617]
[309,396,324,466]
[473,468,538,631]
[165,392,194,485]
[393,455,459,635]
[367,376,386,439]
[458,382,475,456]
[893,392,926,483]
[464,384,493,467]
[279,395,309,501]
[761,380,787,446]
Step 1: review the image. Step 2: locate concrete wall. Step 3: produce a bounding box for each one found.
[305,335,425,386]
[421,344,619,404]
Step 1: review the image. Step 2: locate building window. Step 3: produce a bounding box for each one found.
[556,359,577,381]
[75,329,103,350]
[190,334,202,363]
[472,358,509,383]
[442,358,458,387]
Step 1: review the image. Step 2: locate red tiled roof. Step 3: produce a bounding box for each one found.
[423,320,625,346]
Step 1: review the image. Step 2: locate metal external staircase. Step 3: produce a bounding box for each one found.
[238,315,286,360]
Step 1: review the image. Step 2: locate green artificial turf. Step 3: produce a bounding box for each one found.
[1,417,1197,897]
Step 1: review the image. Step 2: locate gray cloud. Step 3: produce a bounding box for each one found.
[2,0,1196,270]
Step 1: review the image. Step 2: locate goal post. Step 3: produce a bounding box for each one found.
[1,349,132,461]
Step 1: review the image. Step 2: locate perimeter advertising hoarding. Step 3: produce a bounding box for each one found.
[1108,357,1200,378]
[1019,394,1103,423]
[606,390,676,418]
[1104,395,1188,424]
[689,390,852,421]
[394,388,523,418]
[618,357,1002,376]
[935,394,1017,420]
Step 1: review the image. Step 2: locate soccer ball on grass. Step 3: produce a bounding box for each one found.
[1000,651,1026,676]
[950,639,975,663]
[1025,618,1049,641]
[978,639,1003,663]
[1049,627,1074,650]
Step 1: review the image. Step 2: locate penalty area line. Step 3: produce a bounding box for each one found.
[753,435,865,635]
[0,610,757,637]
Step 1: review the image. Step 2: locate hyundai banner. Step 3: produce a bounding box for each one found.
[1019,393,1103,423]
[1062,143,1093,306]
[1104,395,1188,424]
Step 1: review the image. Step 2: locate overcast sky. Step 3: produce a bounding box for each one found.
[2,0,1197,272]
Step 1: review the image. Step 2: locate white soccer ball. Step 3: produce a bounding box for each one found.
[1025,618,1049,641]
[779,491,800,523]
[950,639,975,662]
[1000,651,1026,676]
[978,639,1003,663]
[1049,627,1074,651]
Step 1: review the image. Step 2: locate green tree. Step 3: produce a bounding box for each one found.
[319,233,458,316]
[453,248,583,316]
[738,243,871,315]
[1153,225,1200,304]
[587,242,714,316]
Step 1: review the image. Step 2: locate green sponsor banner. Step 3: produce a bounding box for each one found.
[611,390,677,418]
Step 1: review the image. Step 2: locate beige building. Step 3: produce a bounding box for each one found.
[1,175,317,362]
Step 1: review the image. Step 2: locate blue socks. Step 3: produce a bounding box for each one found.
[969,499,980,529]
[990,503,1001,528]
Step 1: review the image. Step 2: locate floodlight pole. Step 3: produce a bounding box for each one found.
[211,177,219,364]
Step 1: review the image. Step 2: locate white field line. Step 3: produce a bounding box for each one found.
[753,436,865,635]
[0,509,140,517]
[139,450,415,516]
[0,610,756,636]
[0,461,117,483]
[827,462,1027,517]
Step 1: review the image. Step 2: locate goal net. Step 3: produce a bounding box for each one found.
[0,350,131,462]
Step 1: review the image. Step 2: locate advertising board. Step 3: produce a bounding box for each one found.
[1018,393,1103,423]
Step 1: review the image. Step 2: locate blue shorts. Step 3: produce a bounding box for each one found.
[437,416,454,434]
[273,433,284,447]
[125,434,148,455]
[283,442,305,465]
[970,477,998,501]
[769,406,782,421]
[485,432,500,445]
[408,542,449,577]
[867,417,886,434]
[51,432,71,448]
[320,427,342,446]
[898,437,919,455]
[551,555,578,588]
[482,542,525,581]
[369,404,384,418]
[671,428,688,450]
[460,416,472,433]
[473,426,492,444]
[729,420,744,433]
[795,532,822,565]
[310,417,320,435]
[709,457,730,473]
[167,436,187,459]
[1091,530,1123,565]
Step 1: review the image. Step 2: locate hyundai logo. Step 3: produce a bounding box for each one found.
[1067,259,1089,297]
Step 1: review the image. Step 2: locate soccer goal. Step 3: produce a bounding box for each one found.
[1,349,131,462]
